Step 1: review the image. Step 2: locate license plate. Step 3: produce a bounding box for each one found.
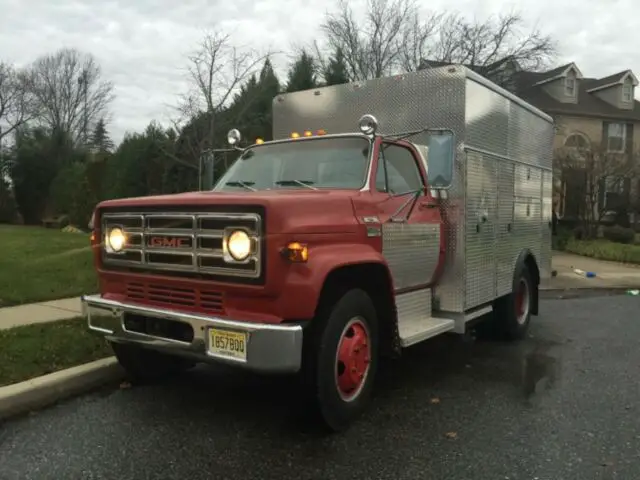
[208,328,247,361]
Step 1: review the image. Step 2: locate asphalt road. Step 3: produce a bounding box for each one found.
[2,293,639,480]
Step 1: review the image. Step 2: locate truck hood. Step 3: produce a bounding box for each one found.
[96,189,363,234]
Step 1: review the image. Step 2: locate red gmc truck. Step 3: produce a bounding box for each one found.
[82,65,554,431]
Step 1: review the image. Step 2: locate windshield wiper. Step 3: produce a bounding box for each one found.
[225,180,256,191]
[275,180,318,190]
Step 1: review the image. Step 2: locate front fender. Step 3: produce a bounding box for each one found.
[277,243,392,320]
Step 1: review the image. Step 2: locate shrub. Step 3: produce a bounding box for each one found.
[564,238,640,264]
[602,225,635,244]
[48,163,97,229]
[552,226,573,251]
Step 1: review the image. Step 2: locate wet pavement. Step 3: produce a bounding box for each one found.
[1,293,640,479]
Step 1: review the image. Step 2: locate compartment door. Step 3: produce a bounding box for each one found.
[464,151,497,309]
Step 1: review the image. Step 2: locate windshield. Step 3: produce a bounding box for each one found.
[212,136,371,192]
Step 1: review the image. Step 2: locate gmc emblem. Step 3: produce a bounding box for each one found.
[148,236,191,248]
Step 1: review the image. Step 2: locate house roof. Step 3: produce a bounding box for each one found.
[531,62,583,86]
[513,70,640,122]
[585,70,639,92]
[419,58,640,123]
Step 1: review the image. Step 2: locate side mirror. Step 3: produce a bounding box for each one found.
[425,130,454,189]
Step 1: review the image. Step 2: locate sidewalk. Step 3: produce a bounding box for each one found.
[2,253,640,330]
[0,297,82,330]
[542,252,640,290]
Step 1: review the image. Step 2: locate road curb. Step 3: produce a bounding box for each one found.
[0,357,124,421]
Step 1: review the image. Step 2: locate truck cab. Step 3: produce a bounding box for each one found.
[82,65,553,432]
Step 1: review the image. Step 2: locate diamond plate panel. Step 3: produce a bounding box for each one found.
[465,151,498,308]
[496,159,516,296]
[515,164,542,198]
[465,77,553,170]
[465,80,509,156]
[396,288,432,323]
[382,223,440,290]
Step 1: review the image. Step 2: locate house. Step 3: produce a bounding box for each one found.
[420,58,640,221]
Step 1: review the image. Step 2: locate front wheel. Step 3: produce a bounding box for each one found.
[302,288,379,432]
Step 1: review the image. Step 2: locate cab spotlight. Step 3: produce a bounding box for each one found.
[358,114,378,135]
[227,129,242,146]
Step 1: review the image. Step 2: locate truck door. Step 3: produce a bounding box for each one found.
[372,140,444,292]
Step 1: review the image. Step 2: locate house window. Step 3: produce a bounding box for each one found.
[604,175,626,211]
[622,84,633,102]
[564,77,576,97]
[607,123,626,152]
[564,133,589,150]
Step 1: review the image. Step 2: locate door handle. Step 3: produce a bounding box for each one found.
[419,201,436,209]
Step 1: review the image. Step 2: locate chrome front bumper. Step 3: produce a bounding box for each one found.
[81,295,304,373]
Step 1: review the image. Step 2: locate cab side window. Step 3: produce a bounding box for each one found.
[375,144,424,194]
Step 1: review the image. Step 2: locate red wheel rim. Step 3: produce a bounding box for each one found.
[335,317,371,402]
[515,279,530,325]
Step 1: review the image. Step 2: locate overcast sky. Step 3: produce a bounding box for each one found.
[1,0,638,144]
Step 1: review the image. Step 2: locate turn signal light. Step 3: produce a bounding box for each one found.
[316,129,327,135]
[281,242,308,262]
[303,130,313,137]
[291,132,300,138]
[256,138,264,144]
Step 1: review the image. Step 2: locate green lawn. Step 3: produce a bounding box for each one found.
[0,225,98,307]
[0,317,113,387]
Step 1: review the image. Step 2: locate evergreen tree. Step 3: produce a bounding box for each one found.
[324,47,349,86]
[285,50,317,93]
[90,117,115,154]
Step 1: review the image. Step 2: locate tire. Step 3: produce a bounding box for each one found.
[302,288,379,432]
[111,342,195,384]
[494,263,534,341]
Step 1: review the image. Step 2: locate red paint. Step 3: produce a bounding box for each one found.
[91,136,449,325]
[336,319,370,400]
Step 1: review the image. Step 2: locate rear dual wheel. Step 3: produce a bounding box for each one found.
[302,288,379,432]
[493,263,534,340]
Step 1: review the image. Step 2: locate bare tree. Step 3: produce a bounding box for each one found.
[318,0,421,81]
[315,0,556,81]
[0,62,35,143]
[170,30,272,168]
[430,11,556,72]
[28,48,114,144]
[555,143,639,238]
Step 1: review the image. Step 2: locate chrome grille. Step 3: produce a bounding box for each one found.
[101,212,261,278]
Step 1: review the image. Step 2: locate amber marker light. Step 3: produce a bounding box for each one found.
[316,129,327,135]
[291,132,300,138]
[256,138,264,144]
[281,242,308,262]
[303,130,313,137]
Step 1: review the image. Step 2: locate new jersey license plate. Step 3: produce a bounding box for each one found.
[208,328,247,361]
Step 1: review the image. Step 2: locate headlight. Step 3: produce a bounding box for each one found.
[106,227,126,253]
[226,230,251,261]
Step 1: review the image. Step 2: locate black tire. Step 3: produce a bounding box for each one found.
[111,342,195,384]
[302,288,379,432]
[493,263,534,341]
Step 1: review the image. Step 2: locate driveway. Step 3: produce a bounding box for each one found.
[1,294,639,479]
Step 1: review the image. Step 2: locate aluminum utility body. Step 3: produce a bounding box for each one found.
[82,65,554,431]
